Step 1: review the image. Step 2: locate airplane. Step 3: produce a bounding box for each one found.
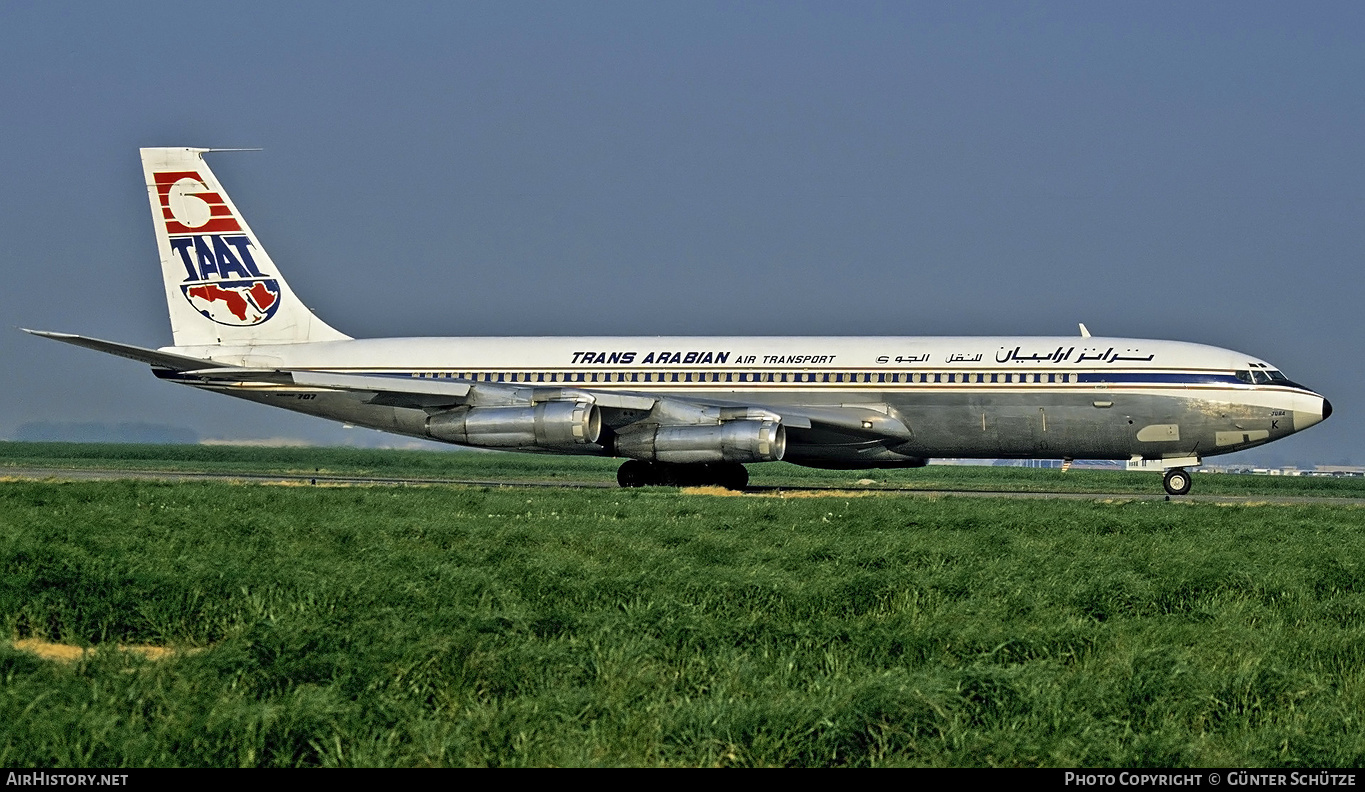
[26,147,1333,495]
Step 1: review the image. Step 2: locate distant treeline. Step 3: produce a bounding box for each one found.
[10,422,198,445]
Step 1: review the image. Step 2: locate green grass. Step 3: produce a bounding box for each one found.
[4,476,1365,766]
[3,440,1365,498]
[0,441,622,481]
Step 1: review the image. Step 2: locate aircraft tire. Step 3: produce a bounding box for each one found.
[1163,467,1192,496]
[715,463,749,491]
[617,459,654,488]
[617,461,748,490]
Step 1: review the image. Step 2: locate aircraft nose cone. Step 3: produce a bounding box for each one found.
[1292,393,1331,432]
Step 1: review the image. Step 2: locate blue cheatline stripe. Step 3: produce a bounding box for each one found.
[1075,372,1241,385]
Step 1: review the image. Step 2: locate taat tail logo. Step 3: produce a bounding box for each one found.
[156,171,282,326]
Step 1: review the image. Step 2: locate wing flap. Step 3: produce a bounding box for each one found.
[288,371,473,410]
[290,371,472,398]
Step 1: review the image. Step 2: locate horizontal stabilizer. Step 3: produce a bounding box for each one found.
[23,329,217,372]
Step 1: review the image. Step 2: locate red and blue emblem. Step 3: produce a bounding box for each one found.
[156,171,281,326]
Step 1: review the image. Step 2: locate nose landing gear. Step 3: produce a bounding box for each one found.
[1162,467,1192,496]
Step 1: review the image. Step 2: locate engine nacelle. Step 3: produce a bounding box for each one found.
[615,420,786,464]
[426,402,601,450]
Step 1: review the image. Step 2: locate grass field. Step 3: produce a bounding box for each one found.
[4,445,1365,766]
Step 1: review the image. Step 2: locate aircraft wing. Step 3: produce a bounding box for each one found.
[26,330,915,451]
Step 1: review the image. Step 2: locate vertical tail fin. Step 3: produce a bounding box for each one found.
[141,147,350,347]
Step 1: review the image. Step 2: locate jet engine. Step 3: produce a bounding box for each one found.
[615,420,786,464]
[426,402,601,451]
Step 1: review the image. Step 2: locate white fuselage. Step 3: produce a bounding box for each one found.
[166,334,1329,465]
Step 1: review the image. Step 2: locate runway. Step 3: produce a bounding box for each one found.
[5,466,1364,506]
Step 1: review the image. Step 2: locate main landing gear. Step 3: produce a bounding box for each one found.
[1162,467,1193,496]
[617,460,749,490]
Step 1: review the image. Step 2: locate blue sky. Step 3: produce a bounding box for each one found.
[2,2,1362,464]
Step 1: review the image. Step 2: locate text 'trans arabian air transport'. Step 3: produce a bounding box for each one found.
[27,148,1332,494]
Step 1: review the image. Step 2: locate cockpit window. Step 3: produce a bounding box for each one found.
[1267,370,1289,383]
[1235,370,1254,384]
